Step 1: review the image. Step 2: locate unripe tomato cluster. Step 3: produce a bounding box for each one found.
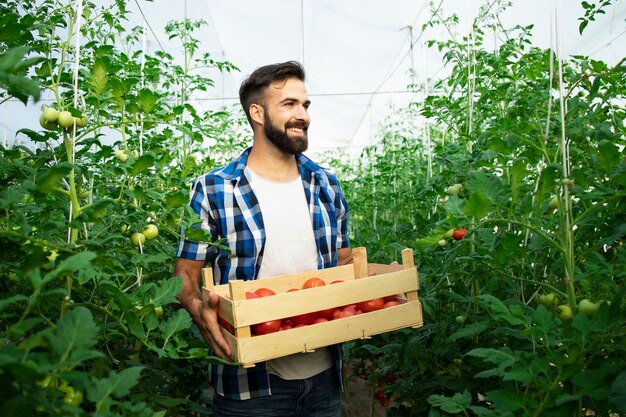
[226,277,403,336]
[39,106,88,131]
[536,293,605,321]
[437,228,468,247]
[123,224,159,247]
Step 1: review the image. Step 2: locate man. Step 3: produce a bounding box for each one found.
[174,61,350,417]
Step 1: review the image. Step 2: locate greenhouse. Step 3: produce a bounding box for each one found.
[1,1,625,416]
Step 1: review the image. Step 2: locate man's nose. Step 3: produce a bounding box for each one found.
[295,104,310,122]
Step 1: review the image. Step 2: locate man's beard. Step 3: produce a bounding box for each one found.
[263,112,308,155]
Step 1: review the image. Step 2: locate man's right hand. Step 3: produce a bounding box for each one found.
[188,292,232,361]
[174,257,232,362]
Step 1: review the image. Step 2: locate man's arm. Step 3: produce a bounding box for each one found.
[174,257,232,361]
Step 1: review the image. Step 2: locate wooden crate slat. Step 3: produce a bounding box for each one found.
[233,302,423,365]
[225,264,356,296]
[229,269,418,326]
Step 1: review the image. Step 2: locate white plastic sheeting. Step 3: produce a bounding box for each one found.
[3,0,625,151]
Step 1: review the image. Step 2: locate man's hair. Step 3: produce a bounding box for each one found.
[239,61,306,126]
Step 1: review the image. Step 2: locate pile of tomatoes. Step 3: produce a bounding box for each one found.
[234,277,402,336]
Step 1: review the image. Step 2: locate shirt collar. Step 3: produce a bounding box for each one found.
[215,147,326,182]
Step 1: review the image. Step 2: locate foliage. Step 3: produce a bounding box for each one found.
[340,3,626,416]
[1,0,625,416]
[0,1,244,416]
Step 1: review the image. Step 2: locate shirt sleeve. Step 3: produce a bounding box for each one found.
[175,177,219,262]
[333,177,351,250]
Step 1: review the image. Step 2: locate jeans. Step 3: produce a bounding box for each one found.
[213,367,341,417]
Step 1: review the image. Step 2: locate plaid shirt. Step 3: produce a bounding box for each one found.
[176,147,350,400]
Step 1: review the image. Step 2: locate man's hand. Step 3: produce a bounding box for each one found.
[188,291,232,361]
[174,258,232,361]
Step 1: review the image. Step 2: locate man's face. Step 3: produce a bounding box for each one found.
[261,78,311,155]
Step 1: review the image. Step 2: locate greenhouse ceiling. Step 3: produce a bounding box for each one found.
[3,0,625,152]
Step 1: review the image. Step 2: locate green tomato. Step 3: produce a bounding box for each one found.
[39,114,57,130]
[114,149,128,162]
[74,112,88,127]
[443,229,455,239]
[446,183,462,196]
[548,196,559,210]
[142,224,159,240]
[154,306,164,318]
[120,224,131,236]
[42,107,59,122]
[578,299,599,318]
[557,304,573,320]
[539,293,558,307]
[131,232,146,247]
[455,314,466,324]
[57,111,75,129]
[437,239,448,247]
[63,387,83,406]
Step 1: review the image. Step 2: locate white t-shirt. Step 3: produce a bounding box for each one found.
[245,167,333,380]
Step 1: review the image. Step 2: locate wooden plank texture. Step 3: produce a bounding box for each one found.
[232,302,423,365]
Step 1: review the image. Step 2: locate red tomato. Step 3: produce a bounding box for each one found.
[343,304,357,314]
[317,307,336,321]
[280,322,293,331]
[357,298,385,313]
[303,277,325,289]
[253,320,281,335]
[330,280,344,284]
[255,287,276,297]
[384,300,401,308]
[217,317,234,333]
[383,294,398,303]
[290,311,317,326]
[313,317,328,324]
[335,309,356,319]
[245,291,259,299]
[284,287,317,325]
[452,228,467,240]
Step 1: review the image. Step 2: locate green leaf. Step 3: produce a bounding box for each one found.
[448,321,489,341]
[443,195,464,216]
[130,153,155,176]
[36,163,73,193]
[151,277,183,307]
[510,158,529,204]
[87,367,143,408]
[597,140,620,173]
[48,307,103,366]
[50,251,97,278]
[477,294,525,326]
[166,189,189,209]
[88,58,109,97]
[138,88,157,113]
[0,294,29,312]
[464,189,490,220]
[159,308,192,342]
[468,170,501,203]
[428,390,471,413]
[485,389,526,412]
[610,370,626,412]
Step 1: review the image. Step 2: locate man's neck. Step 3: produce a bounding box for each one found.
[247,141,300,182]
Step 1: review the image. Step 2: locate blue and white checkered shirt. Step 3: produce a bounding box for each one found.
[176,147,350,400]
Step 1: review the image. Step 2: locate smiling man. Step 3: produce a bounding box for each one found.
[174,61,352,417]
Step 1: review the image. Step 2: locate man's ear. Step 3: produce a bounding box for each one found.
[249,103,264,126]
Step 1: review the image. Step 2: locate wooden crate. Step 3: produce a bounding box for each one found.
[201,247,423,367]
